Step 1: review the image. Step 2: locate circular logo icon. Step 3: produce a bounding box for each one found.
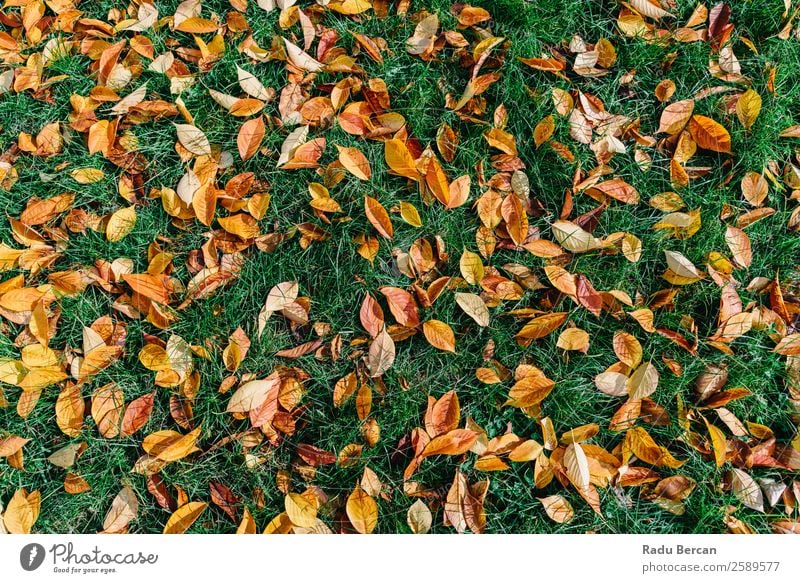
[20,543,46,571]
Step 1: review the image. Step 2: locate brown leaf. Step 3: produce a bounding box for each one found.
[210,482,240,522]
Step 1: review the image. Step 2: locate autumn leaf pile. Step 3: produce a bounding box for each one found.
[0,0,799,534]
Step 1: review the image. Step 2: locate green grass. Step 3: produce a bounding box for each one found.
[1,0,799,534]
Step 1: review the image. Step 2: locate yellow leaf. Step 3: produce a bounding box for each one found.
[284,492,317,528]
[346,485,378,534]
[704,418,727,467]
[106,206,136,242]
[3,488,40,534]
[399,201,422,227]
[70,167,105,184]
[163,502,207,534]
[736,89,761,130]
[142,426,201,462]
[384,139,419,181]
[459,248,484,284]
[556,327,589,352]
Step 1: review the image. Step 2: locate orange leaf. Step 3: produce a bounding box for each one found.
[516,312,568,340]
[688,115,731,154]
[120,392,155,437]
[337,145,372,180]
[657,99,694,135]
[364,195,393,239]
[379,287,420,327]
[359,293,384,338]
[426,390,460,437]
[501,194,527,246]
[421,429,478,457]
[163,502,207,534]
[422,320,456,352]
[237,116,265,161]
